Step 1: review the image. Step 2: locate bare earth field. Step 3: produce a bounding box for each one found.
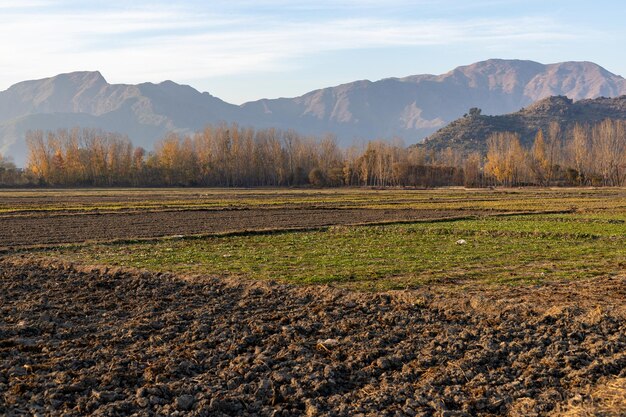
[1,258,625,416]
[0,188,625,416]
[0,208,490,250]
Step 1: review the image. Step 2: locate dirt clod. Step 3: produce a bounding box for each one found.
[176,394,195,411]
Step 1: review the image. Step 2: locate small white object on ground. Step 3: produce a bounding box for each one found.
[317,338,340,348]
[456,239,467,245]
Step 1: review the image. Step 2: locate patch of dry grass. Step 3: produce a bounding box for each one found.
[554,378,626,417]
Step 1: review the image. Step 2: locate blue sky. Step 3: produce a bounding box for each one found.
[0,0,625,103]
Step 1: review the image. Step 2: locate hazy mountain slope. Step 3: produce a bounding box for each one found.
[241,59,626,140]
[0,72,239,165]
[2,59,626,166]
[422,95,626,154]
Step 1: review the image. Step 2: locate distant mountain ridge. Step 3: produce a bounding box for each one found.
[423,95,626,154]
[2,59,626,165]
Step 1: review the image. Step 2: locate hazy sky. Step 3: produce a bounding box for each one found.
[1,0,625,104]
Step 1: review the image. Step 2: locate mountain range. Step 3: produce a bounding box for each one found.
[2,59,626,166]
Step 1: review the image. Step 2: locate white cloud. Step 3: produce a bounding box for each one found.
[0,3,591,90]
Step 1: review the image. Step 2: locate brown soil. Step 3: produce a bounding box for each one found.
[1,257,625,416]
[0,190,343,209]
[0,208,487,249]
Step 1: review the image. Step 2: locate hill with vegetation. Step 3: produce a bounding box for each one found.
[423,95,626,154]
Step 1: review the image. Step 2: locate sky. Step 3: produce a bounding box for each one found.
[0,0,625,104]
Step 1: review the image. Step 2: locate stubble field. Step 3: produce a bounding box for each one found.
[1,187,625,416]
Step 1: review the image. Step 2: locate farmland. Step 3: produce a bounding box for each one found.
[1,187,625,416]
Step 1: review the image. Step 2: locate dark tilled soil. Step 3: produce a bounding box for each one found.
[0,208,484,249]
[1,257,625,416]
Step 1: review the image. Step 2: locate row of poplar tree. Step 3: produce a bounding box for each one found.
[1,119,624,187]
[483,119,626,187]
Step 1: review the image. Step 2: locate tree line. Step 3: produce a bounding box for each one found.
[0,119,623,187]
[20,125,466,187]
[484,119,626,187]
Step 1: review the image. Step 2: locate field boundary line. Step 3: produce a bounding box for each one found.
[0,209,575,254]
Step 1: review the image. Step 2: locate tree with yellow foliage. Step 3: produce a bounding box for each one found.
[484,132,527,186]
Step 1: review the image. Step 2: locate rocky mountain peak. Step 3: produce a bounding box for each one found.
[524,95,574,114]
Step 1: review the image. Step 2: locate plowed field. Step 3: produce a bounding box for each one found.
[0,208,491,249]
[1,258,625,416]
